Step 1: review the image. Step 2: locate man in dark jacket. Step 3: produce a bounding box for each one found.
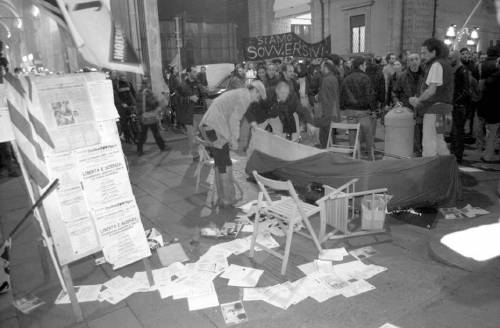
[340,56,376,157]
[265,82,316,140]
[316,60,340,148]
[178,66,207,160]
[393,53,425,155]
[480,57,500,162]
[449,51,472,163]
[265,63,281,90]
[366,57,386,141]
[228,66,246,90]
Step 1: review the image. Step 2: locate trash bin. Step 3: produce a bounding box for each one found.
[384,106,415,158]
[361,194,392,230]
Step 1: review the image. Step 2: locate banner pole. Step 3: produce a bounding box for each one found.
[9,141,68,293]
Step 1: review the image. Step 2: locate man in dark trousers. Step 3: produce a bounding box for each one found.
[340,57,376,158]
[449,51,472,163]
[392,53,425,155]
[316,60,340,148]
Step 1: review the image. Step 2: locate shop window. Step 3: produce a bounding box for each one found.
[350,14,366,53]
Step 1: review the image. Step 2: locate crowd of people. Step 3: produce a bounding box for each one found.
[160,38,500,167]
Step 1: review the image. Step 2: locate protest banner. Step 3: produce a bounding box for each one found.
[244,32,331,61]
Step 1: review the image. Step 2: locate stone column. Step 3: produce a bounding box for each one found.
[141,0,164,96]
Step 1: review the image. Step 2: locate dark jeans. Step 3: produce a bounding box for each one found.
[450,105,466,161]
[319,126,330,149]
[138,123,165,152]
[205,130,231,173]
[0,142,14,171]
[414,123,423,156]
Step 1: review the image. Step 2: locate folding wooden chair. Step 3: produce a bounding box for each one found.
[249,171,323,275]
[316,178,389,241]
[326,122,361,159]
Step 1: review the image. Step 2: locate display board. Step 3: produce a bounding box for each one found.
[5,73,151,269]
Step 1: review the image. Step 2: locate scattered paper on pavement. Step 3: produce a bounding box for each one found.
[157,243,189,267]
[319,247,349,261]
[222,264,264,287]
[13,295,45,314]
[220,301,248,325]
[349,246,377,260]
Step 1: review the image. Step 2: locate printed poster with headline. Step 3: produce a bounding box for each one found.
[244,32,331,61]
[76,142,151,269]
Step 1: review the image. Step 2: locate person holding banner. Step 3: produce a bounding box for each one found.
[199,81,266,207]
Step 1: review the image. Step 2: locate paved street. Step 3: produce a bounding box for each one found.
[1,130,500,328]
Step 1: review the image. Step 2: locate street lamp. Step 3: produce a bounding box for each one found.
[446,24,457,38]
[444,24,480,51]
[31,5,40,17]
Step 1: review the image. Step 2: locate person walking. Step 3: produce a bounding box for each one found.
[410,38,454,157]
[340,57,376,158]
[136,87,167,156]
[199,81,266,207]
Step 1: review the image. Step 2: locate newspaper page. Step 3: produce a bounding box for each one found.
[32,74,100,152]
[85,78,119,121]
[92,199,151,269]
[76,143,133,209]
[46,152,99,256]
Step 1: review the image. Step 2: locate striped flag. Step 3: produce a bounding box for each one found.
[4,73,55,188]
[34,0,72,36]
[35,0,142,74]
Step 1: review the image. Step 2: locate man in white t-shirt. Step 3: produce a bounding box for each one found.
[410,38,453,157]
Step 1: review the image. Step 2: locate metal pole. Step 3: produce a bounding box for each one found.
[174,16,182,72]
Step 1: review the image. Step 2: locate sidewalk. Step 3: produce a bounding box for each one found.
[1,128,500,328]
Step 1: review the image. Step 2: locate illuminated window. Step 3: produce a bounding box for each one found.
[350,15,366,53]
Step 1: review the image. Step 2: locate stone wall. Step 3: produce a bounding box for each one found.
[248,0,500,56]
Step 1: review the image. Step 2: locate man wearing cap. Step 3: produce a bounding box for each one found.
[199,80,266,207]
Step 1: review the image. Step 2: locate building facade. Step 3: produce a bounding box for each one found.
[248,0,500,56]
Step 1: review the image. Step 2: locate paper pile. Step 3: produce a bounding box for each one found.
[55,285,102,304]
[439,204,489,220]
[13,295,45,314]
[221,264,264,287]
[242,247,387,309]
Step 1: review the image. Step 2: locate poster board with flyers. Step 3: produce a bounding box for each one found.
[26,72,151,268]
